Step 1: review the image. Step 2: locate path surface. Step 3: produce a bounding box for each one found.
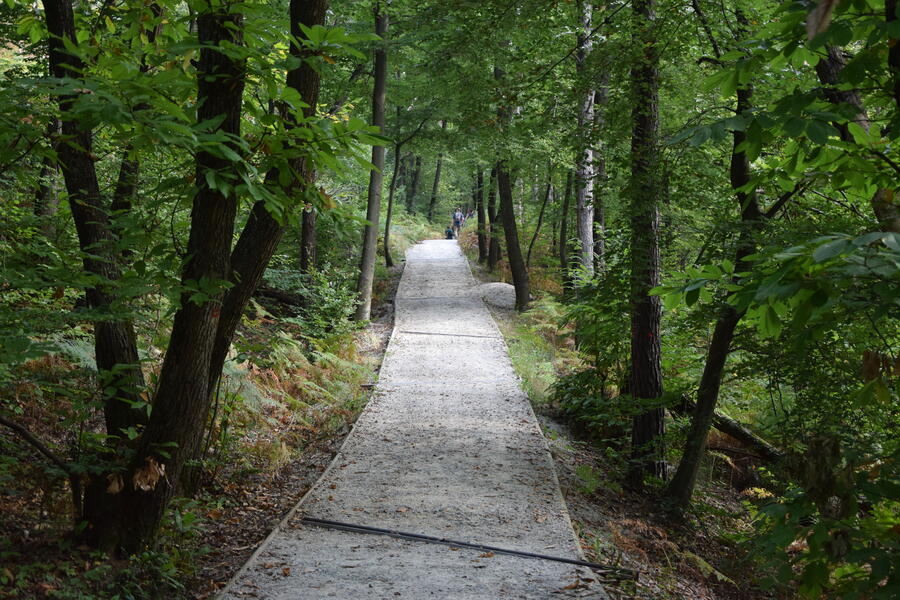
[222,240,604,599]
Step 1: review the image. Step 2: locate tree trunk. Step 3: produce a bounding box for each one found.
[497,162,530,311]
[354,2,388,321]
[34,155,60,240]
[427,122,446,221]
[665,80,767,507]
[475,169,488,262]
[88,3,247,554]
[384,142,401,268]
[526,168,553,268]
[487,166,502,270]
[593,78,609,271]
[405,155,421,213]
[574,0,595,275]
[559,169,573,275]
[42,0,146,440]
[208,0,326,397]
[888,0,899,109]
[300,208,317,273]
[627,0,665,487]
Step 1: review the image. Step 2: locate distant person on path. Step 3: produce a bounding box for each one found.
[445,224,454,239]
[452,207,464,238]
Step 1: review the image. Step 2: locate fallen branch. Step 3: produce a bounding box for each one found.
[671,398,783,463]
[254,285,304,308]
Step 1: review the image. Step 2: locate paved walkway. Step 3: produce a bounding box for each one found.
[222,240,603,599]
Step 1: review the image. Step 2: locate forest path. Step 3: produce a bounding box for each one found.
[221,240,603,599]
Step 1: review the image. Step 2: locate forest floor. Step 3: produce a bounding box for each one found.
[221,239,603,599]
[0,264,404,600]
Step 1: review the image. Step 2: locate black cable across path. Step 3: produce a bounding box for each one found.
[300,516,638,580]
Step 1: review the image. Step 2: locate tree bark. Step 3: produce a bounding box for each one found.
[526,168,553,268]
[476,169,488,262]
[354,2,388,321]
[41,0,146,439]
[300,208,317,273]
[427,121,446,221]
[559,169,573,275]
[888,0,900,109]
[497,163,530,311]
[593,79,609,271]
[208,0,326,397]
[627,0,665,487]
[89,3,247,554]
[574,0,595,275]
[487,166,502,270]
[406,154,421,213]
[384,143,401,267]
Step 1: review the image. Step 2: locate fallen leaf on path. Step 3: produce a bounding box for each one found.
[478,552,494,558]
[449,547,460,551]
[396,506,408,513]
[281,567,291,576]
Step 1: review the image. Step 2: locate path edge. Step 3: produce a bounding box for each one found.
[457,240,592,568]
[216,257,409,598]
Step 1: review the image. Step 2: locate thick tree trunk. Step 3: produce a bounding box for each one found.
[406,155,421,213]
[593,79,609,271]
[88,4,247,554]
[476,169,488,262]
[574,1,595,275]
[497,163,530,311]
[526,169,553,268]
[354,3,388,321]
[42,0,146,439]
[559,170,573,274]
[487,166,502,270]
[815,46,899,233]
[627,0,665,487]
[384,143,402,268]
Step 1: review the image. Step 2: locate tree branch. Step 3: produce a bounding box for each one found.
[0,414,72,475]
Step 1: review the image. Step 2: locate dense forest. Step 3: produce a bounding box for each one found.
[0,0,897,598]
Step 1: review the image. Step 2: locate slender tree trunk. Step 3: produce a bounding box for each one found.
[497,163,530,311]
[42,0,146,440]
[888,0,899,108]
[354,2,388,321]
[384,142,401,267]
[627,0,665,487]
[34,156,60,240]
[427,122,446,221]
[207,0,326,396]
[559,169,573,274]
[300,209,317,272]
[574,0,595,275]
[487,166,502,270]
[526,168,553,268]
[593,77,609,271]
[665,83,762,508]
[476,169,488,262]
[89,3,246,554]
[406,155,421,213]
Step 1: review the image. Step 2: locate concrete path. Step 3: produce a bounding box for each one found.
[221,240,604,599]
